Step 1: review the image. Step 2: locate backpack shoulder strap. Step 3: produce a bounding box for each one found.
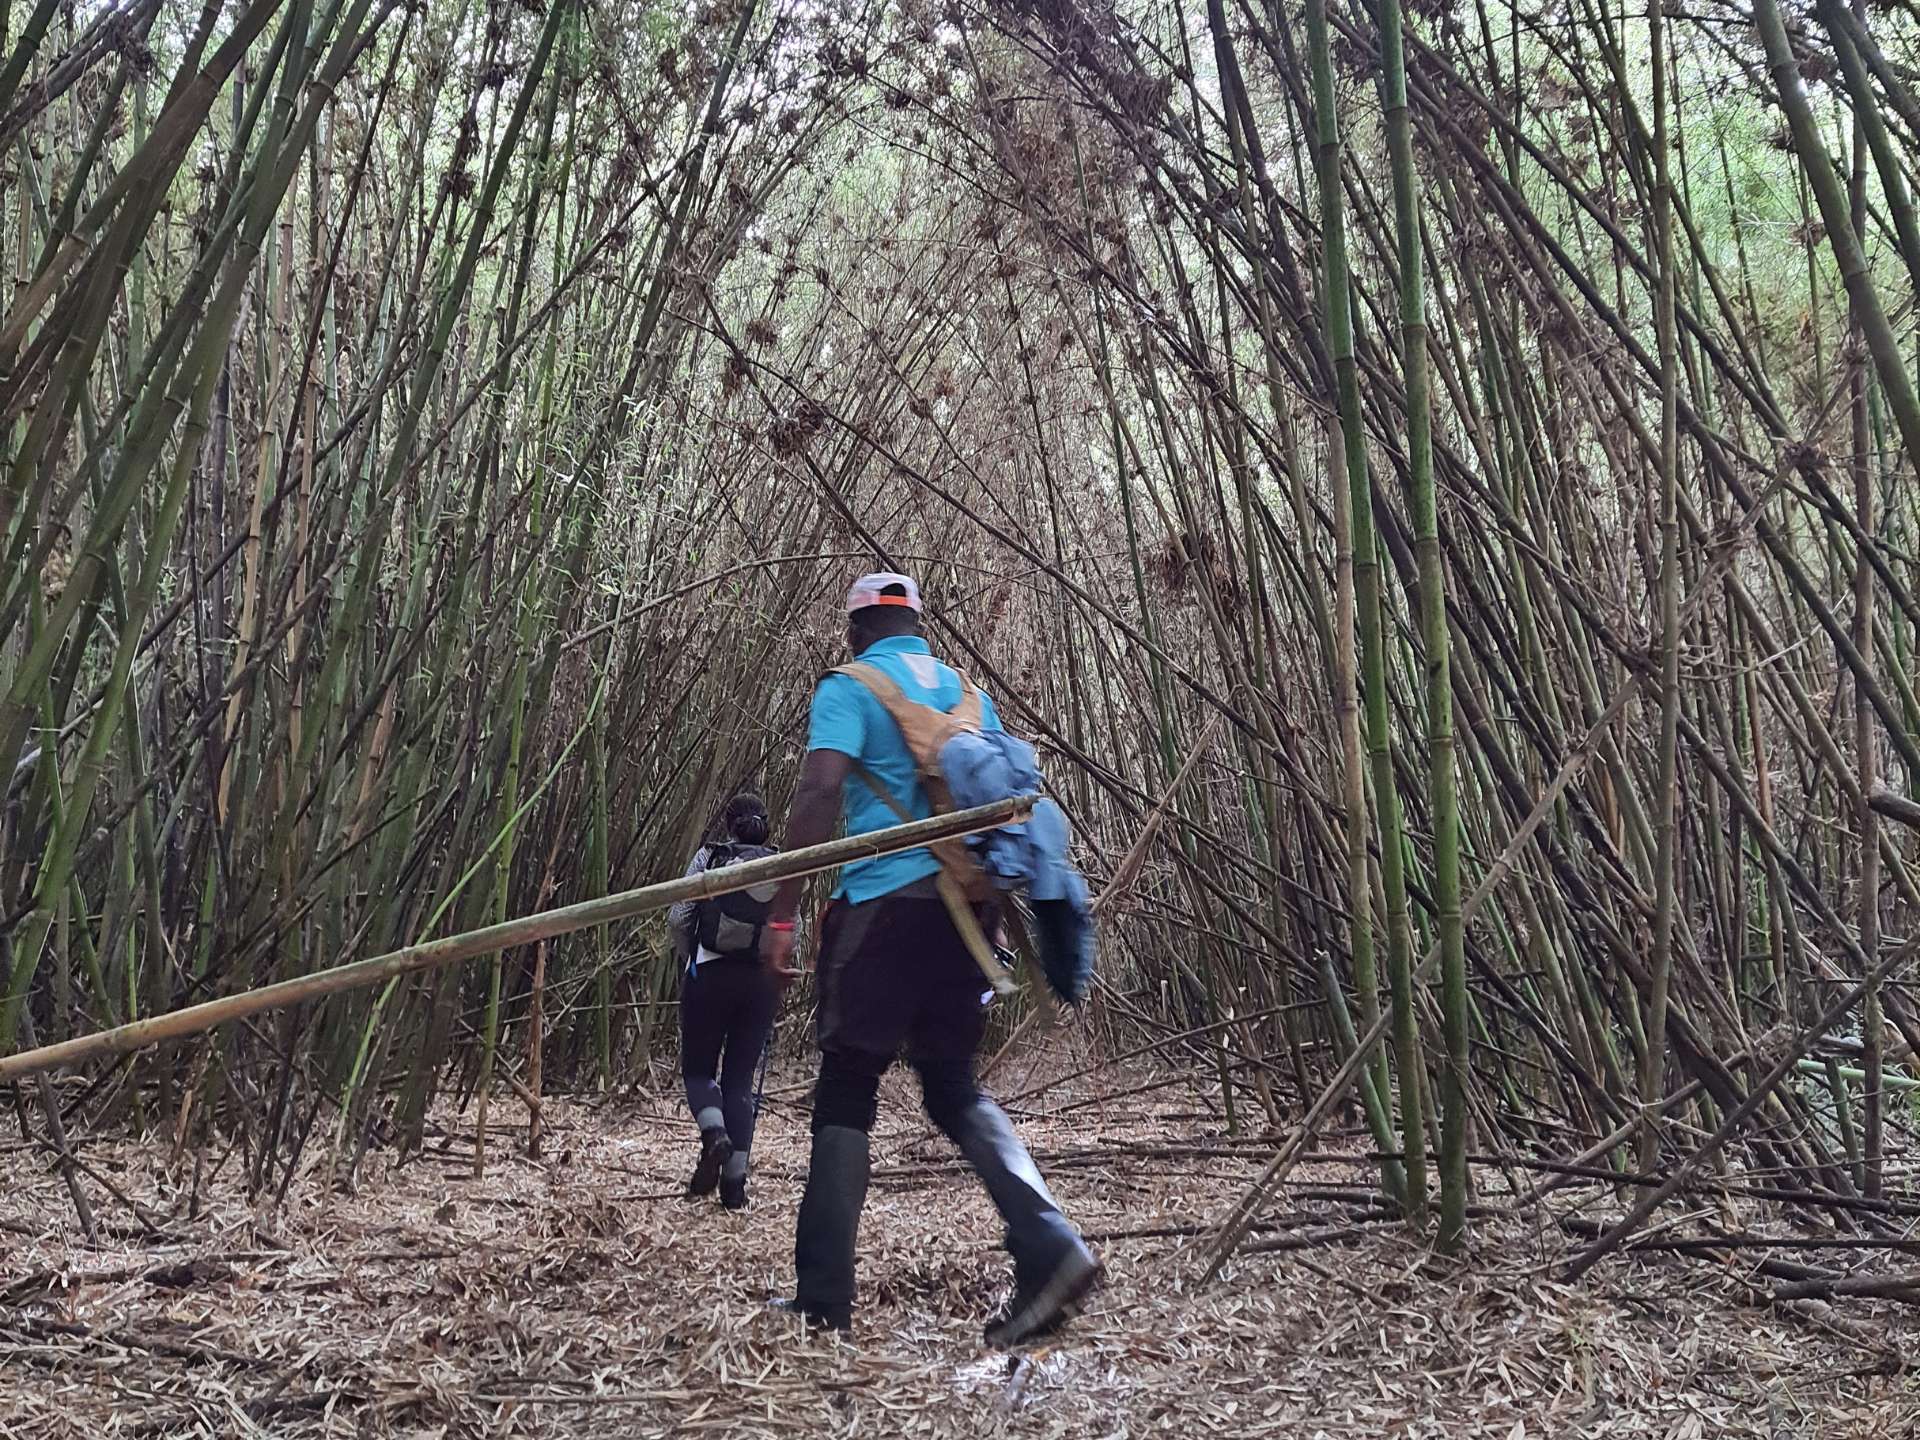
[830,661,982,775]
[950,673,984,730]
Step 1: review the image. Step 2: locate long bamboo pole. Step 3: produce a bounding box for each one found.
[0,796,1035,1082]
[1302,0,1409,1211]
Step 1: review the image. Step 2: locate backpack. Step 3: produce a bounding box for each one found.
[831,661,1095,1004]
[693,841,778,960]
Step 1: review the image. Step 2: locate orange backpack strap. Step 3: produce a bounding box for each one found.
[950,675,984,730]
[829,662,982,805]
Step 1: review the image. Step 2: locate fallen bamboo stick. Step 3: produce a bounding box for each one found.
[0,797,1036,1083]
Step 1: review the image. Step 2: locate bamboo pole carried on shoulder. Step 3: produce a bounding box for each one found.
[0,796,1036,1083]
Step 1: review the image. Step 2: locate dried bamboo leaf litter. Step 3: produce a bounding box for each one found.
[4,1063,1914,1438]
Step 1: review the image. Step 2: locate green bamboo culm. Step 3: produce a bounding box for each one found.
[1303,0,1410,1214]
[1372,0,1448,1237]
[1838,0,1883,1199]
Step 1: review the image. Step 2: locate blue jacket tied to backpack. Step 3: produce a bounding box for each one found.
[941,727,1095,1005]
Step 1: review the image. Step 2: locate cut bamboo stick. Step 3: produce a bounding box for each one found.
[0,797,1034,1082]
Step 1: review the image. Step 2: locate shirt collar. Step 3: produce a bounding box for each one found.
[855,634,931,660]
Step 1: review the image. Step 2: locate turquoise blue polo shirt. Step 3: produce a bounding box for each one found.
[807,634,1003,903]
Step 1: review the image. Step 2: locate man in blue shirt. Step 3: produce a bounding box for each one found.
[762,573,1098,1346]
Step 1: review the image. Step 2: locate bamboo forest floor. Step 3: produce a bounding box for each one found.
[4,1056,1918,1438]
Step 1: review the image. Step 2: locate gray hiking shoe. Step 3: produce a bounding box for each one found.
[686,1125,732,1199]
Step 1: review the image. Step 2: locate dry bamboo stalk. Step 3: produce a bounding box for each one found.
[1092,709,1223,916]
[0,797,1034,1082]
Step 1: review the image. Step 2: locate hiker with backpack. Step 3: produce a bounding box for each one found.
[762,572,1100,1346]
[669,792,779,1210]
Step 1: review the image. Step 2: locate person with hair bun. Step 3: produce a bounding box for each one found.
[669,792,780,1210]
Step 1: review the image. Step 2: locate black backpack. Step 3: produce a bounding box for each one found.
[693,841,777,959]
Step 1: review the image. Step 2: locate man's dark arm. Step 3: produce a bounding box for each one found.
[770,748,852,922]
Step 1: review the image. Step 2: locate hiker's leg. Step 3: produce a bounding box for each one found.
[915,1057,1085,1290]
[679,965,725,1135]
[908,897,1087,1292]
[718,963,779,1177]
[793,1046,886,1311]
[792,894,912,1317]
[680,962,734,1197]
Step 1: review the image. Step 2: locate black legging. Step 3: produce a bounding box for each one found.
[680,958,778,1159]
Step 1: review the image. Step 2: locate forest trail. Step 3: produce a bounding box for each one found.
[11,0,1920,1426]
[5,1061,1912,1439]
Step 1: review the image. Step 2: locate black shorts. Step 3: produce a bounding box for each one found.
[815,880,999,1066]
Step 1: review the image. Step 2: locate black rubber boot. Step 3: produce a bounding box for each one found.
[788,1125,870,1323]
[983,1248,1101,1348]
[686,1124,732,1199]
[947,1099,1101,1346]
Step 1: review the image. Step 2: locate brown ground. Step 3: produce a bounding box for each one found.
[4,1056,1917,1438]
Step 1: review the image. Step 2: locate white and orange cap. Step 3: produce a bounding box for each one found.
[845,571,922,614]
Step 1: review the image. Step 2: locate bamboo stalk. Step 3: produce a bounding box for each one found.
[1638,0,1683,1183]
[1302,0,1410,1212]
[0,798,1035,1082]
[1374,0,1450,1241]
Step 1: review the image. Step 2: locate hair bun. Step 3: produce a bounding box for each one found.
[724,792,769,844]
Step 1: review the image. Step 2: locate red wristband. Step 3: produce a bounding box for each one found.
[766,920,796,932]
